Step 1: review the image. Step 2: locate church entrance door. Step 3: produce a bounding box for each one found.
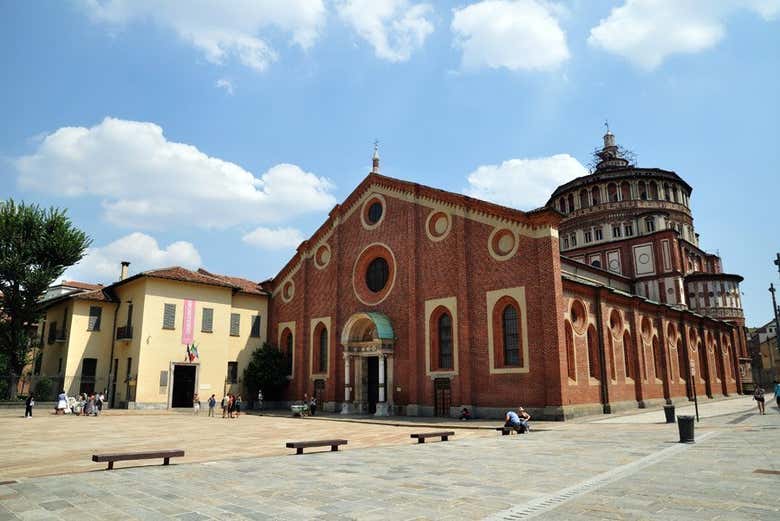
[434,378,451,417]
[367,357,379,414]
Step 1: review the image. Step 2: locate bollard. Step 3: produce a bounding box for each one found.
[663,404,675,423]
[677,415,695,443]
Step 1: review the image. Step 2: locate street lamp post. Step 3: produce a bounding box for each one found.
[770,282,780,355]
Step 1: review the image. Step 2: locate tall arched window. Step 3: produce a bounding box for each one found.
[621,181,631,201]
[559,197,567,213]
[282,328,293,374]
[502,305,520,366]
[676,340,685,382]
[591,186,601,205]
[608,183,618,202]
[318,326,328,373]
[587,325,599,379]
[638,181,647,200]
[565,321,575,380]
[623,331,634,379]
[608,336,616,380]
[568,193,575,212]
[652,336,662,380]
[649,182,659,200]
[697,343,706,381]
[438,313,453,369]
[580,189,589,209]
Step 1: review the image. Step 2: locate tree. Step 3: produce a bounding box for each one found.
[0,200,90,399]
[243,342,291,401]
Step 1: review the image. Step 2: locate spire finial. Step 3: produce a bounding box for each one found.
[604,119,610,133]
[371,139,380,173]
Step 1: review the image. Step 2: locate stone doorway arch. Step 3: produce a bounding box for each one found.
[340,312,395,416]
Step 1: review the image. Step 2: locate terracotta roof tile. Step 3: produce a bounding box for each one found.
[61,280,104,291]
[197,269,268,295]
[140,267,237,289]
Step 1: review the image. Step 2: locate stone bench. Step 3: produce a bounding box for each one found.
[410,431,455,443]
[286,439,347,455]
[92,449,185,470]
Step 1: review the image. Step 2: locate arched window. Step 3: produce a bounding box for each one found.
[502,305,520,366]
[638,181,647,200]
[438,313,453,369]
[623,331,634,379]
[587,325,599,379]
[621,181,631,201]
[652,336,662,380]
[580,189,589,209]
[318,326,328,373]
[649,182,659,200]
[608,336,616,380]
[591,186,601,205]
[608,183,618,202]
[281,328,294,374]
[568,193,575,212]
[565,321,575,380]
[663,183,671,201]
[559,197,567,213]
[677,340,686,382]
[697,343,706,381]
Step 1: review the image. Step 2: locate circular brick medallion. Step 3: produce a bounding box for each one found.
[425,211,451,242]
[281,279,295,303]
[488,227,518,261]
[352,243,396,306]
[314,243,331,269]
[361,194,387,230]
[570,299,587,334]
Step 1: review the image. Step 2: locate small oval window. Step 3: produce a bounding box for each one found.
[365,257,389,292]
[367,202,383,224]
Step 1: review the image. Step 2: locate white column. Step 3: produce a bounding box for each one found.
[378,355,386,403]
[344,355,351,402]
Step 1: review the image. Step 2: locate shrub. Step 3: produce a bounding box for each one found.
[34,377,54,401]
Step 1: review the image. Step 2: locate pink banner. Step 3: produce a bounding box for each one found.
[182,299,195,345]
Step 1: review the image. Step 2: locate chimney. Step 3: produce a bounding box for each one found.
[120,261,130,281]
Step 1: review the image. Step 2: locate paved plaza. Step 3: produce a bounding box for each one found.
[0,396,777,520]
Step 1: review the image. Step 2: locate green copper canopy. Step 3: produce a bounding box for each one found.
[364,312,395,341]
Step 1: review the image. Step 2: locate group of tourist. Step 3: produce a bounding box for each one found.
[50,390,105,416]
[195,393,243,418]
[753,381,780,415]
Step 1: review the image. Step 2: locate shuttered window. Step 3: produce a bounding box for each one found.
[250,315,261,338]
[227,362,238,384]
[202,308,214,333]
[87,306,102,331]
[162,303,176,330]
[230,313,240,336]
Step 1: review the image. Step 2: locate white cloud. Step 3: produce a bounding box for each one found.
[337,0,434,62]
[79,0,326,71]
[451,0,570,71]
[15,117,337,229]
[216,78,234,94]
[464,154,588,209]
[588,0,780,70]
[242,226,305,250]
[61,232,202,284]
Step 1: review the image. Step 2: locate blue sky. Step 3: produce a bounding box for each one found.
[0,1,778,325]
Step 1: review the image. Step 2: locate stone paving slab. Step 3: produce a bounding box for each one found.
[1,398,777,519]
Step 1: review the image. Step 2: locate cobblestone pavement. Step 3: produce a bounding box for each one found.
[0,397,777,520]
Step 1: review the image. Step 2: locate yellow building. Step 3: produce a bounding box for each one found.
[36,265,269,408]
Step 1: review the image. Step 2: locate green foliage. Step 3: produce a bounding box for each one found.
[34,377,54,401]
[0,199,91,397]
[243,342,291,400]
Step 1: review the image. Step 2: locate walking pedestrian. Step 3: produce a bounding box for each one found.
[97,391,105,414]
[228,394,235,418]
[55,390,67,415]
[257,389,263,411]
[221,394,229,418]
[193,393,201,415]
[25,394,34,418]
[208,394,216,417]
[309,395,317,416]
[235,395,242,418]
[774,381,780,411]
[754,385,766,415]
